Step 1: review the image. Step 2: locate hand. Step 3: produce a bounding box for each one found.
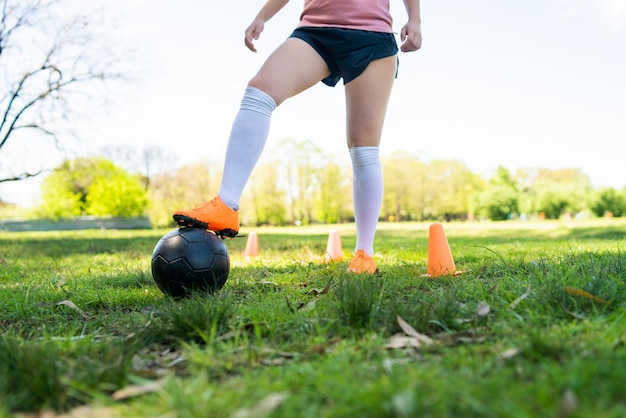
[244,18,265,52]
[400,21,422,53]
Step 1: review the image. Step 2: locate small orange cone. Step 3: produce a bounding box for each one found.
[244,231,259,259]
[427,223,460,277]
[324,229,343,263]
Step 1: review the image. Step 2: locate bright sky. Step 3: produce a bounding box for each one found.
[2,0,626,207]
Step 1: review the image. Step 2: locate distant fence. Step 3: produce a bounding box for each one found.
[0,216,152,232]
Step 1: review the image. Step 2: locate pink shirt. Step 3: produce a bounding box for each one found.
[298,0,393,33]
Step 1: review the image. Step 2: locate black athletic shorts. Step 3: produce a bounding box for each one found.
[289,27,399,87]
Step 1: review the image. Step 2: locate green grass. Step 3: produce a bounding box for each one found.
[1,219,625,417]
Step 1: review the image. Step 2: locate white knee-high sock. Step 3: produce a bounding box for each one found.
[350,146,383,256]
[218,86,276,210]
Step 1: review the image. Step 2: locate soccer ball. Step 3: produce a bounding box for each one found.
[151,228,230,298]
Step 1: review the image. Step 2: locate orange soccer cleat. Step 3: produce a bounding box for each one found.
[347,250,377,274]
[173,196,239,238]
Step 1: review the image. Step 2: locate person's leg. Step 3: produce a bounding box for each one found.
[218,37,331,209]
[174,38,330,236]
[218,86,275,211]
[345,55,397,272]
[345,55,397,149]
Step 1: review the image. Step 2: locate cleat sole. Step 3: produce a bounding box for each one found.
[215,229,238,239]
[173,215,238,238]
[173,215,207,230]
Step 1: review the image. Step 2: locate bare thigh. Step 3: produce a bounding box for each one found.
[344,55,397,148]
[248,38,331,106]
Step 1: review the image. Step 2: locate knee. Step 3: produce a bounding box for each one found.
[240,86,277,115]
[247,78,276,103]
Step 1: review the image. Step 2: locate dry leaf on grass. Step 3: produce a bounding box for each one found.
[560,303,585,320]
[309,337,340,354]
[476,301,491,317]
[233,392,288,418]
[385,316,433,350]
[262,351,297,366]
[435,330,485,346]
[557,389,578,418]
[384,334,422,349]
[498,348,520,360]
[510,285,531,309]
[26,405,118,418]
[111,379,165,401]
[217,322,264,341]
[564,287,609,304]
[56,300,90,320]
[307,277,333,296]
[382,357,413,373]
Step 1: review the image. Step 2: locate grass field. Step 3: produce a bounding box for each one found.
[1,219,625,417]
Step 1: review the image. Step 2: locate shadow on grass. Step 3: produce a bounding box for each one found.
[1,234,161,258]
[561,226,626,240]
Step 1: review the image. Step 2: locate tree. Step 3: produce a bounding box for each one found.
[247,163,287,226]
[427,159,482,221]
[37,173,83,220]
[147,162,220,228]
[474,166,519,220]
[589,187,626,217]
[527,168,592,218]
[491,166,517,188]
[101,144,172,190]
[274,139,323,225]
[35,157,148,220]
[475,185,519,220]
[535,189,571,219]
[86,172,147,217]
[0,0,125,184]
[382,152,428,221]
[314,161,351,224]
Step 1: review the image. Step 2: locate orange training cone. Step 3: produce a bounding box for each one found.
[324,229,343,263]
[427,223,459,277]
[244,231,259,259]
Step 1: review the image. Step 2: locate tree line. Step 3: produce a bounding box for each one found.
[4,139,624,227]
[2,3,624,227]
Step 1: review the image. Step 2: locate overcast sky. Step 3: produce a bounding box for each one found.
[2,0,625,207]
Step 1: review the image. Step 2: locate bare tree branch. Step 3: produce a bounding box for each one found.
[0,169,47,183]
[1,0,45,57]
[0,0,127,184]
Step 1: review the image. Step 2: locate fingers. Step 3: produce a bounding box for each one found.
[244,20,265,53]
[400,23,422,53]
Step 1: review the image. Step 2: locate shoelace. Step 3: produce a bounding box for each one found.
[193,198,219,210]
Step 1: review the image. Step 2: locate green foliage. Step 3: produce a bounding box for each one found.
[490,165,517,188]
[314,162,351,223]
[37,173,83,220]
[382,155,485,221]
[248,163,288,226]
[427,160,483,220]
[535,188,574,219]
[35,157,148,219]
[86,172,147,217]
[531,168,592,218]
[274,138,324,225]
[45,139,620,226]
[382,152,427,221]
[589,188,626,217]
[147,162,220,228]
[474,184,519,220]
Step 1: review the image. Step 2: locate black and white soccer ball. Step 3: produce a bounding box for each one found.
[151,228,230,298]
